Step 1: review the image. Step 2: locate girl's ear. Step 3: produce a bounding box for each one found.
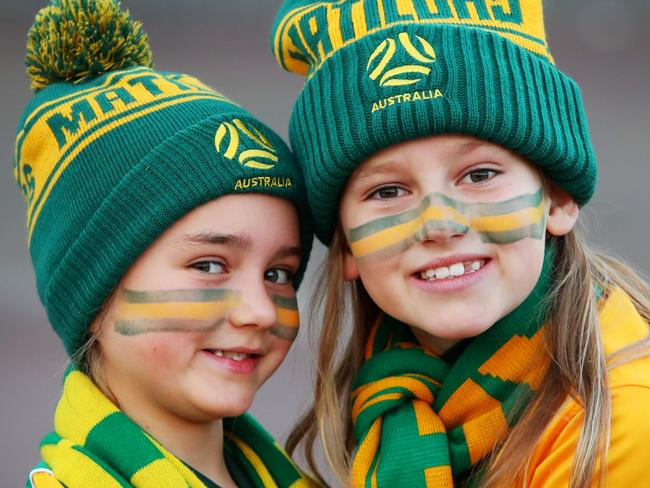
[343,248,360,281]
[89,318,101,334]
[546,185,579,236]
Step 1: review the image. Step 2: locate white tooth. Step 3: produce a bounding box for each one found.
[426,268,435,279]
[449,263,465,277]
[471,260,481,271]
[215,350,224,357]
[434,266,450,279]
[420,271,428,280]
[232,352,247,361]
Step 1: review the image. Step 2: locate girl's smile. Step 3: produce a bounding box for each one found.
[201,346,264,375]
[340,134,577,355]
[410,254,491,294]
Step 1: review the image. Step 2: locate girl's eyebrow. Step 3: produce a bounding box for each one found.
[178,233,300,259]
[457,140,490,155]
[272,246,302,260]
[354,160,404,183]
[178,232,254,249]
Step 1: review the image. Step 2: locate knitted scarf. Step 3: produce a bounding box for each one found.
[350,249,555,487]
[30,368,312,488]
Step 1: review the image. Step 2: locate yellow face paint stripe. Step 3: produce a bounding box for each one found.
[470,197,545,233]
[275,306,300,329]
[114,301,234,321]
[349,189,545,258]
[350,204,469,257]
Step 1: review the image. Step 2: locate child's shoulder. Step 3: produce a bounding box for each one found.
[600,286,650,387]
[525,286,650,485]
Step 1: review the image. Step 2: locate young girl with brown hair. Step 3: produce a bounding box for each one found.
[17,1,315,486]
[271,0,650,486]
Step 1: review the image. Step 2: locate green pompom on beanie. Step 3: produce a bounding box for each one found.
[14,0,312,357]
[271,0,598,244]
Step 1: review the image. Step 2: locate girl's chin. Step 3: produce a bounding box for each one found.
[409,320,494,346]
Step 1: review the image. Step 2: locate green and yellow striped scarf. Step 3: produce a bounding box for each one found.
[29,368,313,488]
[350,249,555,487]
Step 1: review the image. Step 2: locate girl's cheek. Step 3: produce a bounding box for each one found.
[129,336,187,368]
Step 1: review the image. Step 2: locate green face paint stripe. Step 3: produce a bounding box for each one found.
[354,221,471,261]
[479,221,546,244]
[115,318,227,336]
[348,189,544,242]
[348,193,434,242]
[463,188,544,217]
[355,219,545,260]
[271,295,298,310]
[270,324,299,341]
[121,288,240,303]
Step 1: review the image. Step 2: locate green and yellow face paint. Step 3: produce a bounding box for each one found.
[112,288,300,341]
[348,188,546,260]
[270,295,300,341]
[113,288,241,335]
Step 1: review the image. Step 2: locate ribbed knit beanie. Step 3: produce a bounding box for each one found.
[271,0,598,244]
[14,0,312,357]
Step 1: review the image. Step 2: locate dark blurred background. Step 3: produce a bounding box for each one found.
[1,1,649,485]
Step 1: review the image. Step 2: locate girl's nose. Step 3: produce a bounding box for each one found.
[416,218,469,244]
[228,286,276,330]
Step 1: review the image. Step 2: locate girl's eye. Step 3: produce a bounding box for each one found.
[461,168,498,185]
[369,185,407,200]
[265,268,294,285]
[192,261,225,274]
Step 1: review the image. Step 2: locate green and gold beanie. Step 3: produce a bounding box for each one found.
[14,0,312,357]
[271,0,598,244]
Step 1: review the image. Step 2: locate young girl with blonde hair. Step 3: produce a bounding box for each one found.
[271,0,650,486]
[16,1,315,486]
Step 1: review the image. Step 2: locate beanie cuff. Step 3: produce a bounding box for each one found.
[289,24,597,244]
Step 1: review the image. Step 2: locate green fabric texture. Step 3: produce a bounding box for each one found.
[14,0,312,357]
[271,2,597,244]
[350,245,555,486]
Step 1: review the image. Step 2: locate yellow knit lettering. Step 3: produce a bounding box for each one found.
[369,89,444,113]
[233,177,294,191]
[275,0,550,78]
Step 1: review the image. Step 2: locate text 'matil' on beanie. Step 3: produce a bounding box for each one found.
[271,0,597,244]
[14,0,312,356]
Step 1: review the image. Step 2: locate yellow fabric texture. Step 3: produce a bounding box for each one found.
[526,287,650,486]
[29,470,65,488]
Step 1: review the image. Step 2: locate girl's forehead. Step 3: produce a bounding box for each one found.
[168,194,298,240]
[129,194,301,266]
[351,135,532,180]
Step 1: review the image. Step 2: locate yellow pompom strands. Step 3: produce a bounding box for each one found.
[26,0,153,91]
